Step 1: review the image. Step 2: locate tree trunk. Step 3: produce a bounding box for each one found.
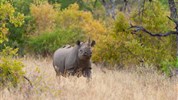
[168,0,177,18]
[100,0,116,19]
[168,0,178,69]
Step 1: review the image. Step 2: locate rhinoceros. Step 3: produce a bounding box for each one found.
[53,39,95,79]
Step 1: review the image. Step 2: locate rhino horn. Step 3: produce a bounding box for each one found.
[87,37,91,46]
[87,37,96,47]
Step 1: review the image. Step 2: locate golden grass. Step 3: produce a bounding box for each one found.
[0,56,177,100]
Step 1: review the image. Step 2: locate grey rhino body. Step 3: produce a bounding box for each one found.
[53,40,95,79]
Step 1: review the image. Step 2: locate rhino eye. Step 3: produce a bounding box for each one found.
[79,49,83,52]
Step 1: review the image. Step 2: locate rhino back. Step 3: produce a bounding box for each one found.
[53,47,73,73]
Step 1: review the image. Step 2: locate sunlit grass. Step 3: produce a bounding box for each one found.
[0,56,177,100]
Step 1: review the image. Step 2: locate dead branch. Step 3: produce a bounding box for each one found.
[167,16,178,25]
[129,23,178,37]
[129,16,178,37]
[23,76,33,88]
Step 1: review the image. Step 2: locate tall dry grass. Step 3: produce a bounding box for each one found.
[0,57,177,100]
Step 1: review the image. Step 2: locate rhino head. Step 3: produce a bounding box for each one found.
[76,38,96,60]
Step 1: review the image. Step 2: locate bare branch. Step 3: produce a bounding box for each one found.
[129,23,178,37]
[167,16,178,25]
[23,76,33,88]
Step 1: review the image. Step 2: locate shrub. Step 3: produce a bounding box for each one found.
[27,3,106,56]
[0,47,25,87]
[56,3,106,40]
[131,1,176,67]
[0,3,24,43]
[0,2,26,55]
[28,28,85,56]
[30,2,57,34]
[6,0,34,55]
[93,1,176,69]
[3,0,33,15]
[161,60,176,76]
[93,12,142,67]
[0,3,26,88]
[48,0,76,9]
[48,0,96,12]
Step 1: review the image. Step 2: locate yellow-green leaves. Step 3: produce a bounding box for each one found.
[114,12,129,33]
[93,1,176,68]
[56,3,106,39]
[0,3,24,42]
[0,46,18,57]
[0,57,25,87]
[0,3,25,88]
[30,2,57,34]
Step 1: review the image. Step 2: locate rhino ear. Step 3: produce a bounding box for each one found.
[76,40,81,46]
[91,40,96,47]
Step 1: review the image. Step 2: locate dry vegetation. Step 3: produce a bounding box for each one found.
[0,57,177,100]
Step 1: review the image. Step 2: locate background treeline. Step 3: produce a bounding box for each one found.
[0,0,178,87]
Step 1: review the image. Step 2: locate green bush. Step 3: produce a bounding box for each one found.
[5,21,27,55]
[93,12,142,67]
[131,1,176,67]
[0,47,25,88]
[0,3,26,88]
[93,1,176,70]
[55,3,106,38]
[0,2,28,56]
[30,2,57,34]
[6,0,33,15]
[48,0,95,12]
[28,28,85,56]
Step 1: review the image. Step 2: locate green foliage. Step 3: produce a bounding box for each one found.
[0,47,25,88]
[159,0,169,8]
[30,2,57,34]
[132,1,173,32]
[3,0,33,15]
[93,13,142,66]
[131,1,176,66]
[48,0,76,9]
[161,57,178,76]
[93,1,176,70]
[28,3,105,56]
[0,1,34,56]
[0,3,26,88]
[0,3,25,54]
[161,60,176,76]
[0,3,24,53]
[48,0,97,12]
[56,3,106,39]
[0,0,176,76]
[114,12,130,33]
[28,28,85,55]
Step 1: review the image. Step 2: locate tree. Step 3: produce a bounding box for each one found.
[129,0,178,76]
[168,0,178,62]
[0,3,32,88]
[168,0,177,18]
[99,0,116,19]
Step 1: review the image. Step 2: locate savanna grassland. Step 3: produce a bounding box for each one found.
[0,1,178,100]
[0,56,177,100]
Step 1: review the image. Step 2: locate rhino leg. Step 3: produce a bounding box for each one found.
[53,61,65,77]
[54,68,62,77]
[53,62,60,76]
[66,68,76,76]
[82,68,92,79]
